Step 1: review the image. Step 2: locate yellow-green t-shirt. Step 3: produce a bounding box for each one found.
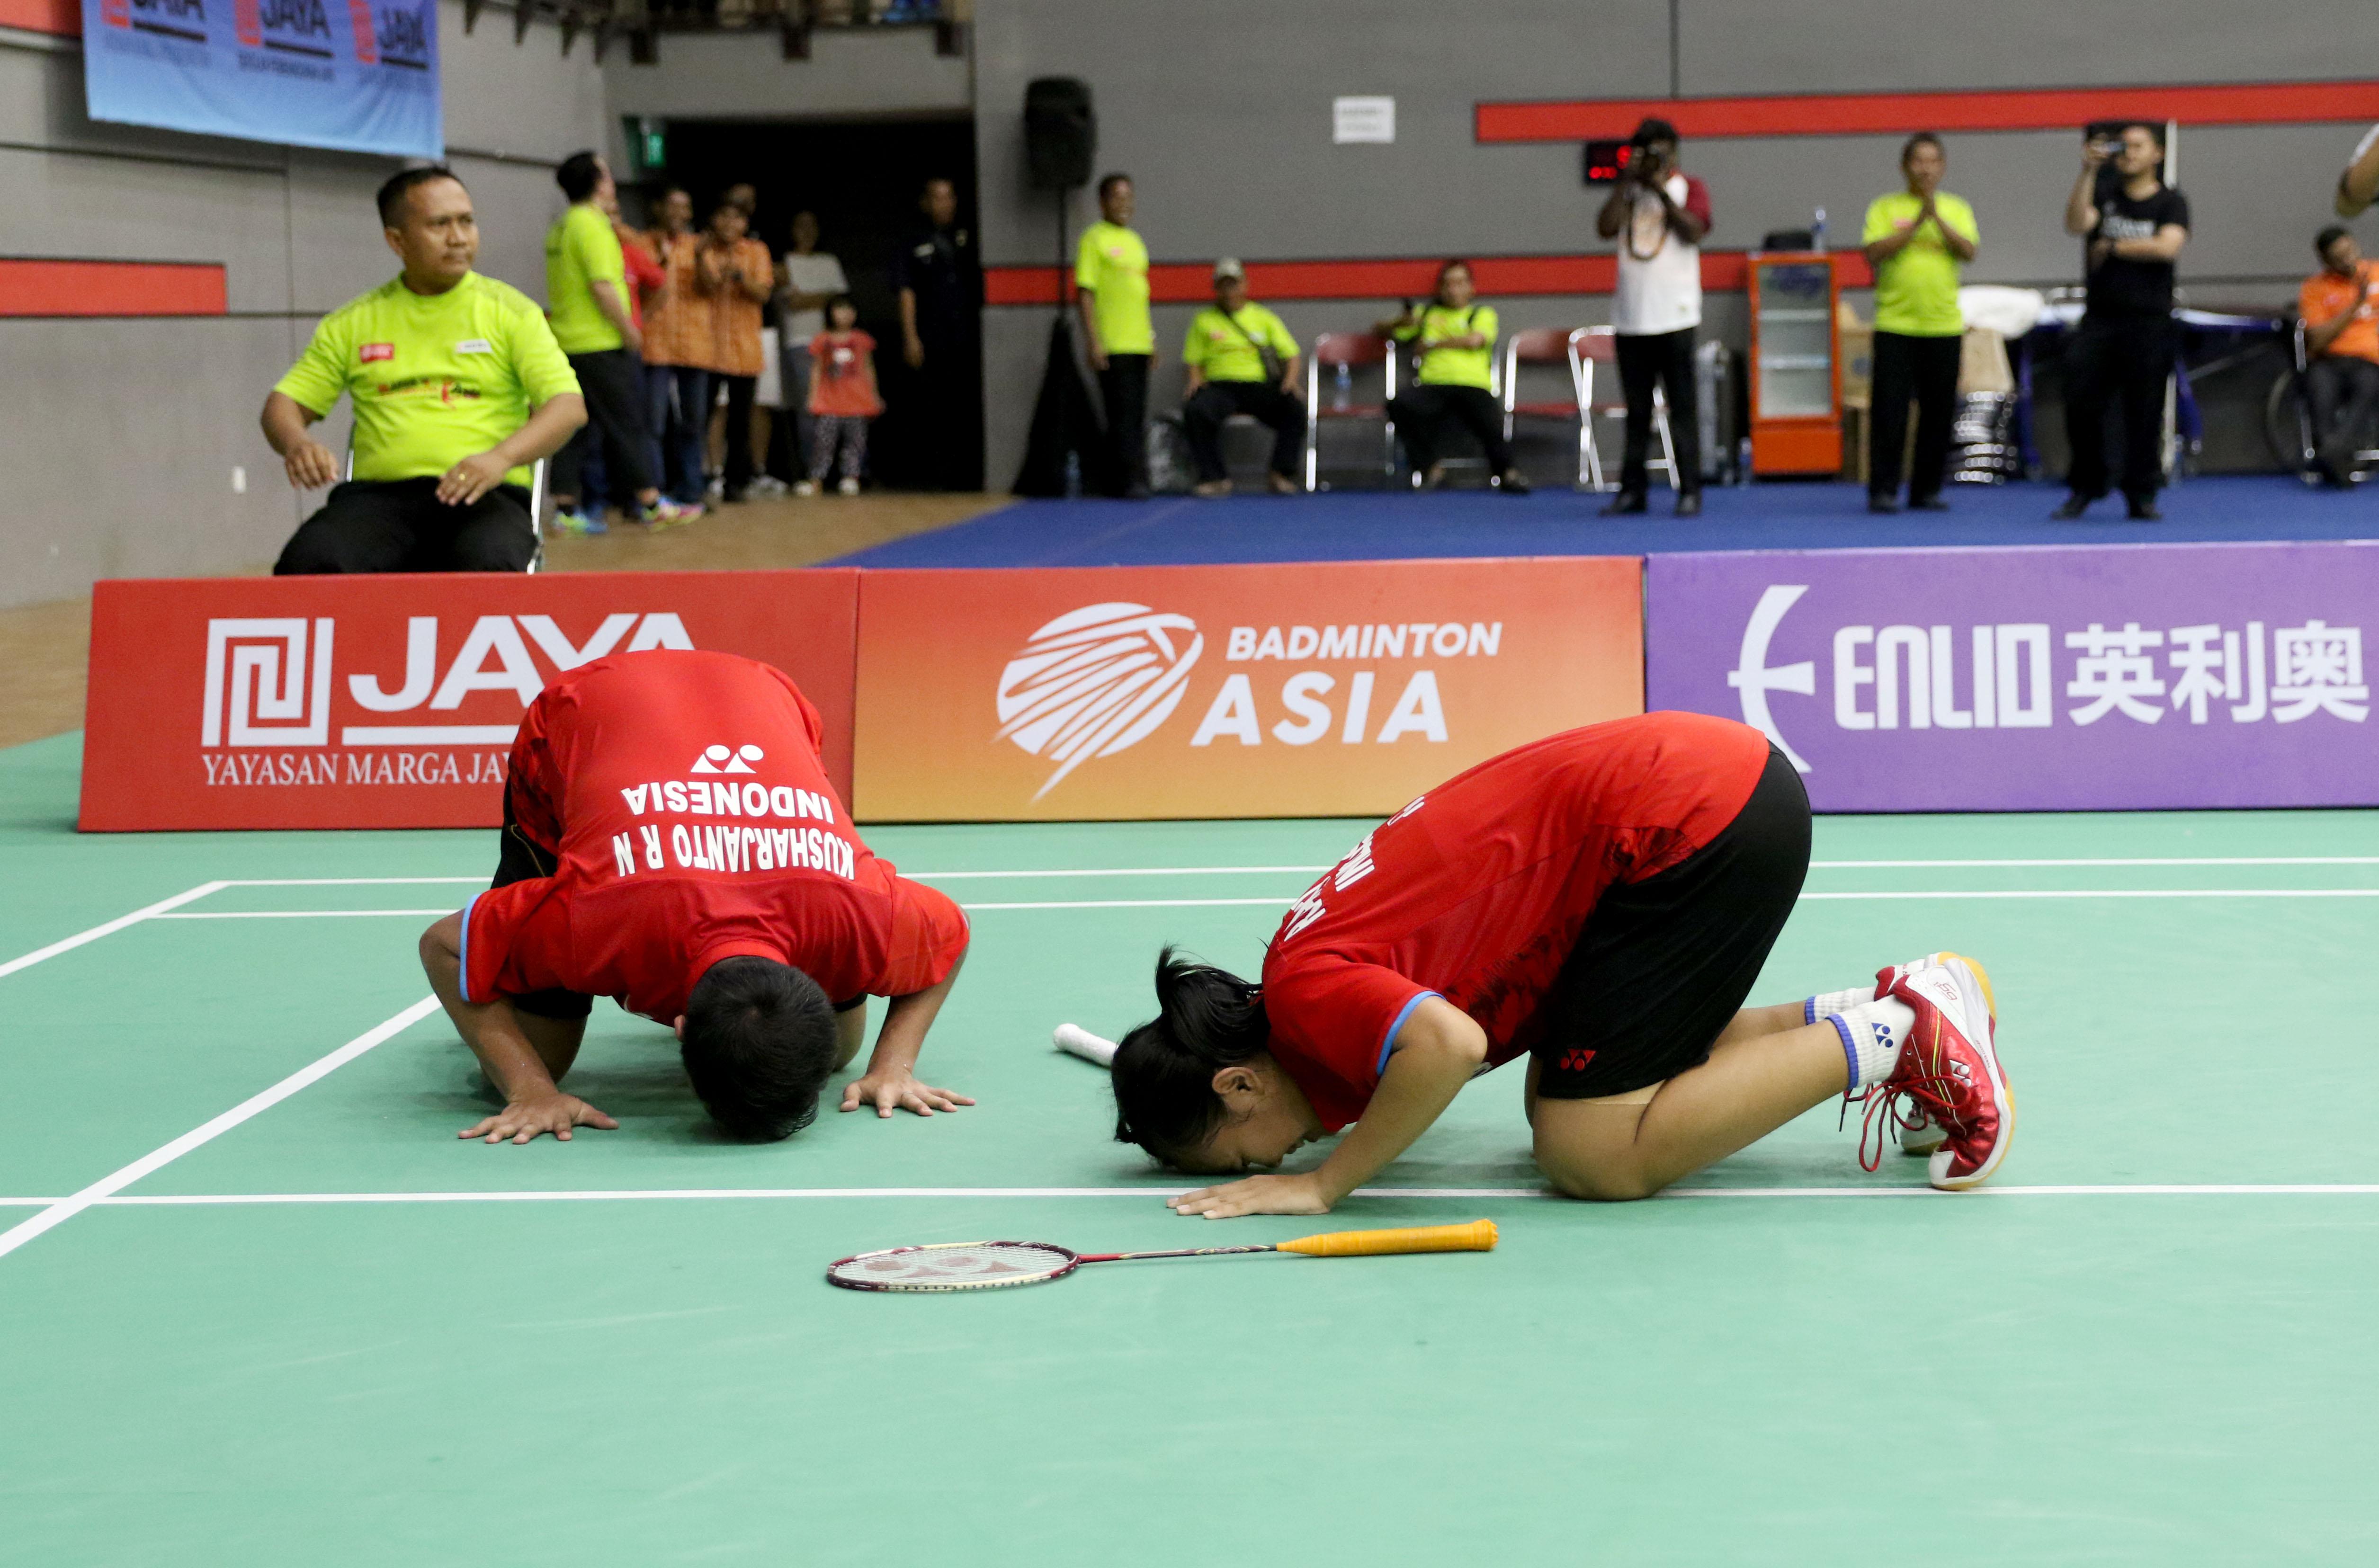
[545,202,626,354]
[1074,221,1153,355]
[1394,303,1499,389]
[1862,190,1978,337]
[275,272,580,487]
[1182,303,1298,383]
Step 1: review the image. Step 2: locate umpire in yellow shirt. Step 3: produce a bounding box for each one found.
[1180,259,1306,497]
[261,166,585,573]
[1075,173,1154,498]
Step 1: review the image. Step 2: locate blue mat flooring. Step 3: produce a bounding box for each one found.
[832,476,2378,569]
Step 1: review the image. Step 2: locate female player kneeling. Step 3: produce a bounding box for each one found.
[1111,712,2013,1217]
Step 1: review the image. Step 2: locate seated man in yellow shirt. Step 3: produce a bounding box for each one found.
[1379,261,1529,494]
[261,167,586,574]
[1179,259,1306,498]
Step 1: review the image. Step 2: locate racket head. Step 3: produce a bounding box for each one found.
[826,1239,1082,1292]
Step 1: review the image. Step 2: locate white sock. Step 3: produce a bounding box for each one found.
[1827,998,1917,1089]
[1804,984,1876,1026]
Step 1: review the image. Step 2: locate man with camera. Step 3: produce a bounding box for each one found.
[2300,226,2379,485]
[2056,123,2190,522]
[1595,117,1710,517]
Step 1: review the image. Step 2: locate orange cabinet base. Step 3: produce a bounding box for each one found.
[1752,420,1843,476]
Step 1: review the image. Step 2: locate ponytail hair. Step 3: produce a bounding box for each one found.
[1112,946,1270,1166]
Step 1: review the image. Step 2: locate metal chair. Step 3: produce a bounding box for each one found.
[1502,327,1593,489]
[344,447,547,572]
[1573,326,1680,493]
[2289,321,2379,484]
[1304,332,1399,491]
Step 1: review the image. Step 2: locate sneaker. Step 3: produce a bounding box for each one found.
[636,499,698,529]
[1870,954,2013,1190]
[1498,468,1533,496]
[792,480,818,497]
[1600,491,1647,517]
[552,508,607,536]
[747,475,788,499]
[837,476,861,496]
[2051,492,2094,520]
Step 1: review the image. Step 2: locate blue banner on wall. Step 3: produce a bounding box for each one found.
[80,0,441,160]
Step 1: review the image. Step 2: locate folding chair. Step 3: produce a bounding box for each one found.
[343,448,548,571]
[1304,331,1399,491]
[1573,326,1680,493]
[1502,327,1593,489]
[2290,321,2379,484]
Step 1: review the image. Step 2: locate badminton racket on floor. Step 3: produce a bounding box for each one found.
[826,1219,1497,1293]
[1053,1022,1116,1068]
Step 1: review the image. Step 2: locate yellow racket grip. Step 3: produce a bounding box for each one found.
[1277,1219,1498,1257]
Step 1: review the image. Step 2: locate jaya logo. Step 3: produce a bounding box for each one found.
[996,603,1203,799]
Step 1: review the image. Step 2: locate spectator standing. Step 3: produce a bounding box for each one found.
[698,200,774,504]
[639,187,715,513]
[2300,226,2379,484]
[801,296,884,497]
[891,175,984,490]
[2057,123,2190,521]
[776,210,850,491]
[1179,258,1304,498]
[1075,173,1155,498]
[1860,133,1979,514]
[1380,260,1529,495]
[569,181,671,534]
[1596,117,1710,517]
[262,167,584,572]
[544,152,682,529]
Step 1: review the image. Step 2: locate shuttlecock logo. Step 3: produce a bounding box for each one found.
[996,603,1203,798]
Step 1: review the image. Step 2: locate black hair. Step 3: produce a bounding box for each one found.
[1435,258,1474,302]
[825,293,859,326]
[1097,171,1133,200]
[1631,116,1679,148]
[376,165,464,227]
[1901,131,1944,164]
[679,956,837,1141]
[2126,120,2167,150]
[1111,946,1270,1167]
[555,151,605,203]
[2318,224,2353,257]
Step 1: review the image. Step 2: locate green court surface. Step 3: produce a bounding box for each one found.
[3,728,2377,1565]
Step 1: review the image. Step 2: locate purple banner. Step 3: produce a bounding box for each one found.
[1646,542,2379,811]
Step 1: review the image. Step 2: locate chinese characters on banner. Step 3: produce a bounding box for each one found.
[1647,543,2379,811]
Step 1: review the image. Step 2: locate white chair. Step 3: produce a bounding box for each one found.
[1573,325,1680,493]
[1502,327,1595,489]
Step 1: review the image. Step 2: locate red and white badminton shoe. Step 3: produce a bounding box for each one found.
[1872,953,2013,1190]
[1873,951,1998,1158]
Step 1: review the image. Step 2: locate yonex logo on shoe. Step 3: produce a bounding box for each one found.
[690,744,764,775]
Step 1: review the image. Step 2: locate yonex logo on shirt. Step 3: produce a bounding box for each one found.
[690,743,764,775]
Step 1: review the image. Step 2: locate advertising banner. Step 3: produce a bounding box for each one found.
[852,558,1644,821]
[1646,542,2379,811]
[80,0,441,160]
[80,571,859,831]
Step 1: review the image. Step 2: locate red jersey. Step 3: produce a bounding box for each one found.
[1258,712,1769,1131]
[462,650,968,1022]
[807,330,884,418]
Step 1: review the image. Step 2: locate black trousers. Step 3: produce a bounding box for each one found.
[553,348,655,503]
[1099,353,1151,494]
[2063,312,2176,502]
[275,478,535,574]
[1615,328,1702,496]
[717,372,757,495]
[2307,355,2379,472]
[1869,330,1963,502]
[1387,383,1513,476]
[1183,380,1306,482]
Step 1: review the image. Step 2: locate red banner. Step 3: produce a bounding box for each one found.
[80,571,859,831]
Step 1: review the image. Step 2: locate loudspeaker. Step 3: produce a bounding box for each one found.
[1025,77,1096,191]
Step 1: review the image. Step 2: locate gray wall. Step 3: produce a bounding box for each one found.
[0,1,607,609]
[971,0,2379,486]
[603,25,969,126]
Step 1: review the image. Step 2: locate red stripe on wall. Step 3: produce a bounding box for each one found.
[0,259,230,317]
[1477,80,2379,142]
[0,0,81,35]
[985,250,1859,308]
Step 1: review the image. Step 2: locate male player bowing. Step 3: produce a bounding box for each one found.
[418,648,971,1145]
[1110,711,2013,1215]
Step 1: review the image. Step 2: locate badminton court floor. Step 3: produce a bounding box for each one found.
[1,731,2374,1565]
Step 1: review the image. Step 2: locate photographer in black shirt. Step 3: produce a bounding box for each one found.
[2056,123,2190,522]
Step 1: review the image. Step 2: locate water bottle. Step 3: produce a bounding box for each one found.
[1333,361,1353,413]
[1812,207,1827,254]
[1063,447,1082,499]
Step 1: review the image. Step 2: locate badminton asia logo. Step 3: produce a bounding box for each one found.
[996,603,1205,799]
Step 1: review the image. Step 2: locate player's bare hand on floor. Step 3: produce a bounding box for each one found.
[840,1069,976,1119]
[460,1092,619,1144]
[1169,1173,1332,1219]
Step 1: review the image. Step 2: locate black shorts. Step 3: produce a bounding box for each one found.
[490,806,596,1022]
[1529,746,1811,1100]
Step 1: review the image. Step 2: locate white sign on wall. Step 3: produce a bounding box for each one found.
[1333,96,1395,144]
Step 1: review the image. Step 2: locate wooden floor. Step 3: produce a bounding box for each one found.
[0,492,1001,750]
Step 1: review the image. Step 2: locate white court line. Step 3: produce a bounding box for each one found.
[1801,889,2379,900]
[224,877,484,887]
[910,866,1330,880]
[1811,856,2379,868]
[5,1182,2378,1208]
[152,909,455,919]
[0,996,442,1262]
[0,881,229,980]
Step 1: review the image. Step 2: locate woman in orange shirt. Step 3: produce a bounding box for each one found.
[798,297,884,497]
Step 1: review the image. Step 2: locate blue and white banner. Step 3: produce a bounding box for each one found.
[81,0,441,160]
